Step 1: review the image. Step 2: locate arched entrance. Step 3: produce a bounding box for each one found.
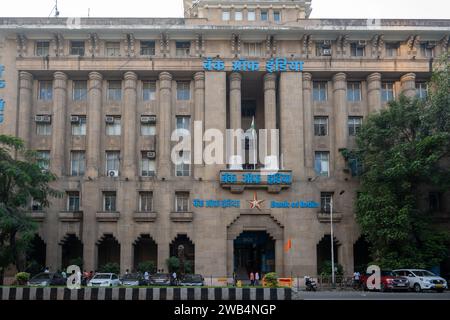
[234,231,275,279]
[133,234,158,272]
[353,236,371,273]
[61,234,83,269]
[316,235,341,275]
[97,234,120,269]
[170,234,195,273]
[25,234,46,275]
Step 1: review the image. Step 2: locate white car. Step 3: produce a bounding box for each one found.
[87,273,121,287]
[393,269,447,293]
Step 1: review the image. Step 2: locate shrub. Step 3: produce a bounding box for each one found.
[264,272,278,288]
[98,262,120,275]
[320,261,344,277]
[68,257,83,270]
[184,260,193,274]
[15,272,30,285]
[166,256,180,273]
[137,260,156,273]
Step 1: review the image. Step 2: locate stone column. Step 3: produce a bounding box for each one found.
[122,72,138,179]
[158,72,172,179]
[275,239,284,277]
[302,72,314,173]
[229,72,242,131]
[264,73,277,161]
[86,72,103,178]
[400,73,416,98]
[367,73,382,113]
[193,72,205,178]
[333,72,347,177]
[17,71,33,148]
[50,72,68,176]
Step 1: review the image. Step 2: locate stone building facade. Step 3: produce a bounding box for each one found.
[0,0,449,280]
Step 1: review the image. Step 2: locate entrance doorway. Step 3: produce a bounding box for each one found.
[233,231,275,279]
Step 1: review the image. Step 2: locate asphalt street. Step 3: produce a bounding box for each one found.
[293,290,450,300]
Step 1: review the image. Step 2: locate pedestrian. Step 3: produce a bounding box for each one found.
[249,272,255,286]
[61,270,67,278]
[172,271,177,285]
[125,269,129,275]
[232,271,237,286]
[144,271,149,281]
[89,270,94,279]
[44,266,49,273]
[353,271,361,289]
[255,271,260,286]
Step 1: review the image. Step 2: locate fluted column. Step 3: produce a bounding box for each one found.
[158,72,172,179]
[264,73,278,161]
[193,72,205,178]
[86,72,103,178]
[333,72,347,176]
[367,73,382,113]
[302,72,314,172]
[400,73,416,98]
[229,72,242,131]
[51,72,68,176]
[122,72,138,179]
[17,72,33,148]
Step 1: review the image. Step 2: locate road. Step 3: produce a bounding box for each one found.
[293,290,450,300]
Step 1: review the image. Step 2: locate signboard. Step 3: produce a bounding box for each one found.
[220,171,292,186]
[203,57,304,73]
[0,65,4,124]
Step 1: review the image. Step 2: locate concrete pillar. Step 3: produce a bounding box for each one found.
[275,239,284,277]
[302,72,314,173]
[333,72,347,177]
[193,72,205,178]
[264,73,277,159]
[158,72,172,179]
[17,71,33,148]
[367,73,382,113]
[120,241,133,274]
[157,239,170,272]
[400,73,416,98]
[229,72,242,131]
[86,72,103,178]
[50,72,68,176]
[122,71,138,179]
[338,242,354,277]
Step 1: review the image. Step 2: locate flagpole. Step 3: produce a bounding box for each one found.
[251,116,256,170]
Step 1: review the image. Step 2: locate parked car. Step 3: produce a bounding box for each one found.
[87,273,121,287]
[121,273,147,286]
[148,273,172,286]
[179,274,204,286]
[360,270,409,292]
[393,269,448,293]
[27,272,66,287]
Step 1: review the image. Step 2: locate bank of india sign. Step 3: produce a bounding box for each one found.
[203,57,304,72]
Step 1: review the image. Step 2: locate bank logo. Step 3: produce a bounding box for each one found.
[247,191,265,210]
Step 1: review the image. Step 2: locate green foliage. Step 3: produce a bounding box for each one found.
[166,256,180,273]
[24,260,44,276]
[263,272,278,288]
[15,272,30,284]
[137,260,156,273]
[67,257,83,270]
[98,262,120,274]
[0,135,61,283]
[346,55,450,269]
[319,261,344,276]
[184,260,193,274]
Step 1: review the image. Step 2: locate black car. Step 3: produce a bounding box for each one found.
[27,272,66,287]
[148,273,173,286]
[179,274,204,286]
[121,273,147,286]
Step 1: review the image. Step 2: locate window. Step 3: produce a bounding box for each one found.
[222,11,230,21]
[31,199,43,211]
[142,81,156,101]
[175,150,190,177]
[141,122,156,136]
[273,11,281,22]
[36,151,50,171]
[429,192,441,211]
[420,42,435,58]
[36,41,50,56]
[348,116,363,136]
[67,191,80,211]
[36,121,52,136]
[315,41,332,56]
[103,191,117,212]
[139,192,153,212]
[243,42,263,57]
[73,81,87,101]
[141,152,156,177]
[314,151,330,177]
[314,117,328,136]
[38,80,53,100]
[106,116,121,135]
[347,82,362,102]
[177,81,190,100]
[176,41,190,57]
[105,151,120,173]
[107,81,122,101]
[105,42,120,57]
[70,151,85,176]
[350,43,365,57]
[313,82,327,102]
[71,116,86,135]
[260,10,268,21]
[140,41,155,56]
[320,192,333,213]
[176,116,191,132]
[416,82,428,99]
[381,82,395,102]
[385,43,399,57]
[348,156,363,176]
[70,41,85,56]
[247,11,256,21]
[235,11,243,21]
[175,192,189,212]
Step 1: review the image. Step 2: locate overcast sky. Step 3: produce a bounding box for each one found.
[0,0,449,19]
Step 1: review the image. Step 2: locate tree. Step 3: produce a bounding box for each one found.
[0,135,60,284]
[343,55,450,269]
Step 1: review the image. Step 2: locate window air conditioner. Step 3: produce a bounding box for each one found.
[70,116,80,123]
[107,170,119,177]
[146,151,156,159]
[141,115,156,123]
[322,48,332,56]
[35,115,51,123]
[105,116,115,123]
[357,40,367,47]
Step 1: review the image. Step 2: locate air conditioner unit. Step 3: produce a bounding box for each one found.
[70,116,80,123]
[322,40,331,48]
[146,151,156,159]
[107,169,119,177]
[141,115,156,123]
[105,116,115,123]
[35,115,51,123]
[357,40,367,47]
[427,41,437,48]
[322,48,332,56]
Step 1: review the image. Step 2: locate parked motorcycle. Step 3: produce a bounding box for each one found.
[304,276,317,291]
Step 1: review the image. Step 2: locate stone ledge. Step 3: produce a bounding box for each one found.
[133,211,157,222]
[317,212,343,223]
[170,211,193,222]
[27,211,45,222]
[59,211,83,222]
[96,212,120,222]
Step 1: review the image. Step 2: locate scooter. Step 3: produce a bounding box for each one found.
[305,276,317,291]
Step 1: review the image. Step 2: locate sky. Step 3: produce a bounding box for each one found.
[0,0,449,19]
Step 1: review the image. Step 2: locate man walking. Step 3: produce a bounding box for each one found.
[249,272,255,286]
[255,271,260,286]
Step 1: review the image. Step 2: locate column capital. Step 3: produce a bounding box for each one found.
[229,72,242,82]
[53,71,68,81]
[159,71,172,82]
[19,71,33,89]
[88,71,103,81]
[400,72,416,83]
[194,71,205,82]
[264,73,276,91]
[367,72,381,83]
[53,71,68,90]
[124,71,138,90]
[302,72,312,82]
[194,72,205,90]
[159,72,172,89]
[124,71,138,81]
[19,71,33,82]
[332,72,346,91]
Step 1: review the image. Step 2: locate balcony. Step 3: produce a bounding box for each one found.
[317,212,343,223]
[133,211,157,222]
[59,211,83,222]
[27,211,45,222]
[96,211,120,222]
[220,169,292,194]
[170,211,193,222]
